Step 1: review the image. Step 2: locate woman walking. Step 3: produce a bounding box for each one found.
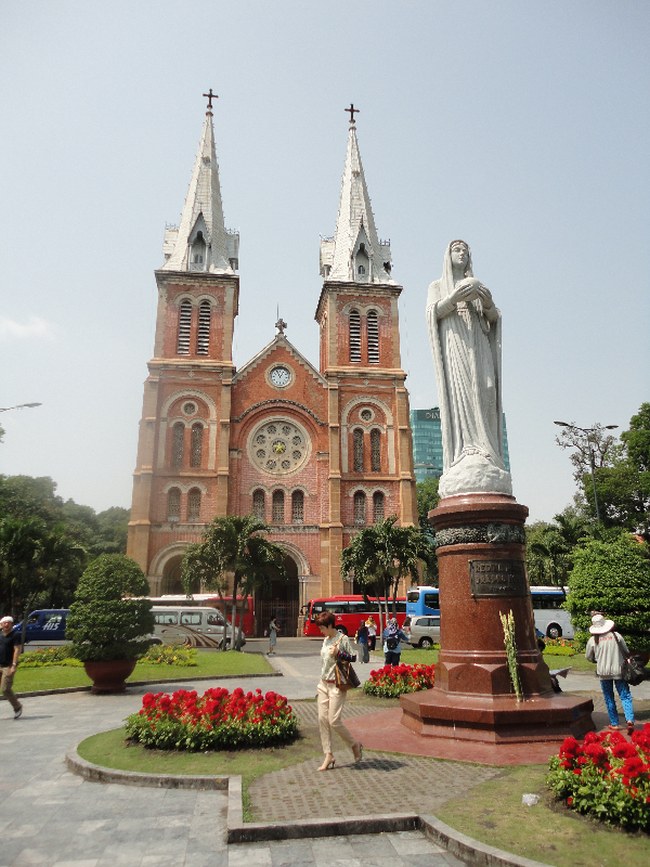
[315,612,363,771]
[267,614,279,656]
[585,613,635,734]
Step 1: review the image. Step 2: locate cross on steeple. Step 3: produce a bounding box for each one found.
[345,103,360,124]
[202,89,218,112]
[275,317,287,335]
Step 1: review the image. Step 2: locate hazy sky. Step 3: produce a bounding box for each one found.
[1,1,648,523]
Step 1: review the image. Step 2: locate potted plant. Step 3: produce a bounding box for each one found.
[67,554,154,693]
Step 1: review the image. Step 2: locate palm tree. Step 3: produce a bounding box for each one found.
[181,515,285,648]
[341,517,436,631]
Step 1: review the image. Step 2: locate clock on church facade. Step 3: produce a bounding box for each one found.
[126,98,417,637]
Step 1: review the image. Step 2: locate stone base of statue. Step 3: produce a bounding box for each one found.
[400,493,595,749]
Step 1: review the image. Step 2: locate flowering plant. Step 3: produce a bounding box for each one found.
[363,663,435,698]
[547,725,650,832]
[124,686,298,751]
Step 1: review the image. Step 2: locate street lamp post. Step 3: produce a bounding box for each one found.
[553,420,619,522]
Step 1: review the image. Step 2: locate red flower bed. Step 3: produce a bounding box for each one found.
[547,724,650,831]
[124,686,298,751]
[363,663,435,697]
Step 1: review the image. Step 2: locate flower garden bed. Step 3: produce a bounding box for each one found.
[363,663,435,698]
[125,686,298,751]
[547,725,650,832]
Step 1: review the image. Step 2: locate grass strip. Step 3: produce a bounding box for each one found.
[14,650,273,693]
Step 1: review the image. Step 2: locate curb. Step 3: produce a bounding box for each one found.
[65,746,551,866]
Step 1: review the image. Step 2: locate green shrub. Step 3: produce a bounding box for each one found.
[140,644,197,666]
[67,554,154,662]
[19,645,82,668]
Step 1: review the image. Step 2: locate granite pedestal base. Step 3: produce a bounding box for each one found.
[400,493,595,752]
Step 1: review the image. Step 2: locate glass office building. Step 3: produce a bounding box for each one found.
[410,407,510,484]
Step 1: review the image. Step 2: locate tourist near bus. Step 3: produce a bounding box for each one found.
[585,613,635,734]
[382,617,410,667]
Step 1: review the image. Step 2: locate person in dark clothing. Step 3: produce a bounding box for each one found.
[1,616,23,719]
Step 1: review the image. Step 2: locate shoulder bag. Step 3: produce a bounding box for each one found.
[614,634,646,686]
[333,637,360,691]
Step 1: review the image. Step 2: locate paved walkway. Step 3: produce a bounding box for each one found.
[2,640,648,866]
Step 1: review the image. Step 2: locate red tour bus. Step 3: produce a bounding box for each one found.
[148,594,255,637]
[301,594,408,637]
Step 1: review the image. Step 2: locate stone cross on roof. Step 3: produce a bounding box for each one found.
[275,317,288,335]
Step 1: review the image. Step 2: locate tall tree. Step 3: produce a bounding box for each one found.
[340,517,436,630]
[181,515,286,649]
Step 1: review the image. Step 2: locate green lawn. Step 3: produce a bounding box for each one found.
[14,650,273,693]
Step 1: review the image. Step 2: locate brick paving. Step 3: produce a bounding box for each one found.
[248,702,503,823]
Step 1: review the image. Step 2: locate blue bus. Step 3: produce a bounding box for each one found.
[407,584,573,640]
[406,586,440,618]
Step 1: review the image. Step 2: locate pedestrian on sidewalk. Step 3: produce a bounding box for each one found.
[355,618,370,663]
[315,611,363,771]
[382,616,409,667]
[365,615,377,651]
[267,614,279,655]
[585,613,635,735]
[1,616,23,719]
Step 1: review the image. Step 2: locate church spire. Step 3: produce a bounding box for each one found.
[320,107,392,284]
[161,93,239,273]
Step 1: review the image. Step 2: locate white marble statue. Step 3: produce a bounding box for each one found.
[426,240,512,497]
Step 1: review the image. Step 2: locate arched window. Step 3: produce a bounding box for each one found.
[190,231,206,270]
[272,490,285,524]
[367,310,379,364]
[370,428,381,472]
[172,422,184,468]
[353,428,364,472]
[372,492,385,523]
[197,300,211,355]
[252,489,265,520]
[187,488,201,521]
[291,490,304,524]
[167,488,181,521]
[349,309,361,362]
[177,300,192,355]
[190,423,203,468]
[353,491,366,526]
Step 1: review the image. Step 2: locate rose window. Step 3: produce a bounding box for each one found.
[249,419,310,475]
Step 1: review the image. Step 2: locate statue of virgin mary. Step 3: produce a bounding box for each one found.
[426,240,512,498]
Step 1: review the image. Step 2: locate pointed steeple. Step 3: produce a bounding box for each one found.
[320,110,392,284]
[162,95,239,273]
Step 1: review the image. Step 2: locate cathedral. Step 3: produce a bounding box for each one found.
[126,96,418,635]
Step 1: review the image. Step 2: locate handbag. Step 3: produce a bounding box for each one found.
[621,655,646,686]
[334,657,361,691]
[614,634,646,686]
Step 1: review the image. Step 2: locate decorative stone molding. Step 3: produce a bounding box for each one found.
[434,523,526,549]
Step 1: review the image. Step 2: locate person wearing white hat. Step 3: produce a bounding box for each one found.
[0,616,23,719]
[585,613,635,734]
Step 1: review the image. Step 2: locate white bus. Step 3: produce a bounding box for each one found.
[530,586,573,640]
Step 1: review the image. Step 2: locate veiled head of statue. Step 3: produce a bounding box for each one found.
[449,240,471,275]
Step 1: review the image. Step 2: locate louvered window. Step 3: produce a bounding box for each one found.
[291,490,304,524]
[167,488,181,521]
[353,428,364,472]
[172,422,184,468]
[373,492,385,523]
[272,490,285,524]
[349,309,361,362]
[353,491,366,526]
[370,428,381,472]
[177,300,192,355]
[252,489,265,520]
[188,488,201,521]
[197,300,211,355]
[367,310,379,364]
[190,423,203,468]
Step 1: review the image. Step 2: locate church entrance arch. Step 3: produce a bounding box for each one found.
[254,552,299,638]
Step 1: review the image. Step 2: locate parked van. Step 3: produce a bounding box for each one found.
[13,609,69,643]
[151,606,245,649]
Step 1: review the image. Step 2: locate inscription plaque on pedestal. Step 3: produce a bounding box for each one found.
[469,560,527,597]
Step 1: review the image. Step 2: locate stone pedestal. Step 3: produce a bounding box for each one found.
[400,494,594,748]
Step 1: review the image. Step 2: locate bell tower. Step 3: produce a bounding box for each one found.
[315,106,417,594]
[127,92,240,592]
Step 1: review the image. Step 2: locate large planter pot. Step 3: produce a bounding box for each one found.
[83,659,137,694]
